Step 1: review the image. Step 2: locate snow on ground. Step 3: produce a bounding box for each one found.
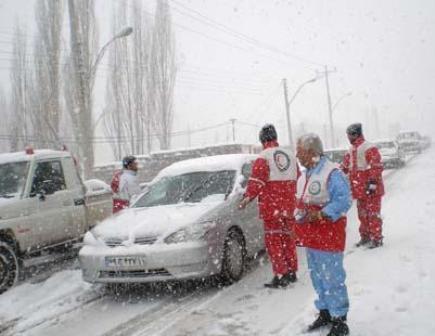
[0,149,434,336]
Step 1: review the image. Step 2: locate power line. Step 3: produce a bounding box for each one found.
[169,0,323,68]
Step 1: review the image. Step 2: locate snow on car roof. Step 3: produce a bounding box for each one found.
[0,149,71,164]
[156,154,258,178]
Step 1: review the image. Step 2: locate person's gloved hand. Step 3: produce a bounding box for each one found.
[306,210,323,222]
[366,180,377,195]
[238,197,251,210]
[294,208,307,223]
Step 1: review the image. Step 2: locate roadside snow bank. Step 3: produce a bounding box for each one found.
[0,270,101,334]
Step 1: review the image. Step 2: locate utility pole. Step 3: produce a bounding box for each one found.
[229,118,237,142]
[324,65,335,148]
[282,78,293,149]
[282,77,318,149]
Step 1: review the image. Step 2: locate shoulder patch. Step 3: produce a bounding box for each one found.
[308,181,321,195]
[273,150,291,172]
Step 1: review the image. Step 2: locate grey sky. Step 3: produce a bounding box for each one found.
[0,0,434,163]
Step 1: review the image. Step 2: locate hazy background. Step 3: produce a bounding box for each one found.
[0,0,434,164]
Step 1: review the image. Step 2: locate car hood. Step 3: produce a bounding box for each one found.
[92,200,223,242]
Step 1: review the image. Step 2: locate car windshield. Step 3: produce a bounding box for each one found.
[0,161,29,198]
[133,170,236,208]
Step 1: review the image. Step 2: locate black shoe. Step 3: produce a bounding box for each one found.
[368,239,383,249]
[264,275,281,288]
[307,309,331,331]
[355,237,370,247]
[280,271,297,286]
[327,316,349,336]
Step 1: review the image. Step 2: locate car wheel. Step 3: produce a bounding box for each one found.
[220,229,245,284]
[0,241,19,294]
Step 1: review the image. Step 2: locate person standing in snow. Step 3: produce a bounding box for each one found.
[341,123,385,248]
[239,124,299,288]
[112,155,142,213]
[294,133,351,336]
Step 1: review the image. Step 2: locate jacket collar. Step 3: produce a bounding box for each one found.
[262,140,279,149]
[351,136,365,147]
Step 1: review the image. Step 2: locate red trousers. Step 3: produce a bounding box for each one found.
[263,218,298,276]
[357,197,383,242]
[113,199,129,214]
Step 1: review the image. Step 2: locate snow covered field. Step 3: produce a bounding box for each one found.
[1,148,434,336]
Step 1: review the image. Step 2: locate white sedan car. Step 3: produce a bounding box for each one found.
[79,154,264,284]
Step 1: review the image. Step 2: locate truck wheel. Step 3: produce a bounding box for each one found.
[0,241,19,294]
[220,229,246,284]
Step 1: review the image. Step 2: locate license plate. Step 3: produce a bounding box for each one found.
[105,256,146,267]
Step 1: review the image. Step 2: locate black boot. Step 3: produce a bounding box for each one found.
[368,239,383,249]
[264,275,281,288]
[355,237,370,247]
[280,271,297,286]
[327,316,349,336]
[307,309,331,331]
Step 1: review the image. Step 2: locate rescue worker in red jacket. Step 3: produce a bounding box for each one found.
[112,155,142,213]
[239,124,299,288]
[294,133,351,336]
[341,123,385,248]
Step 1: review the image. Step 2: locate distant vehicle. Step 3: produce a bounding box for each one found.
[374,139,405,169]
[0,149,113,294]
[323,148,348,164]
[79,154,264,286]
[421,135,432,150]
[396,131,423,154]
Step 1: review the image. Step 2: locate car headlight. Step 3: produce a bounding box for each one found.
[164,220,217,244]
[83,230,105,246]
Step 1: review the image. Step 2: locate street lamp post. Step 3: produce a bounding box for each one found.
[90,27,133,89]
[283,77,318,149]
[332,92,352,114]
[330,91,352,146]
[89,27,133,160]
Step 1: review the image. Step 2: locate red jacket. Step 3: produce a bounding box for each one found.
[294,204,347,252]
[341,136,384,199]
[244,140,299,220]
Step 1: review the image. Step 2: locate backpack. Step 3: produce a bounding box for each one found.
[110,169,122,194]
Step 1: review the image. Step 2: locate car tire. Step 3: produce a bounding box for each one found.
[220,229,246,284]
[0,241,19,294]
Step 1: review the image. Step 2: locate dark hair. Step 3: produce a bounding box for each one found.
[122,155,137,168]
[259,124,278,143]
[346,123,363,136]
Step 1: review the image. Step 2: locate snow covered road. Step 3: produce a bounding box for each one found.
[1,150,434,336]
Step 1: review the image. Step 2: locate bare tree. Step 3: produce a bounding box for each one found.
[149,0,177,150]
[9,22,29,151]
[65,0,98,177]
[0,87,10,153]
[103,0,152,159]
[29,0,64,147]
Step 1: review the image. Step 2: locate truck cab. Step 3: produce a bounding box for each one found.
[0,148,112,293]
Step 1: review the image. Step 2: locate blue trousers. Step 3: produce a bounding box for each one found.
[306,248,349,317]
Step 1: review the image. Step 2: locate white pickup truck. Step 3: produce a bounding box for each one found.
[0,149,113,293]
